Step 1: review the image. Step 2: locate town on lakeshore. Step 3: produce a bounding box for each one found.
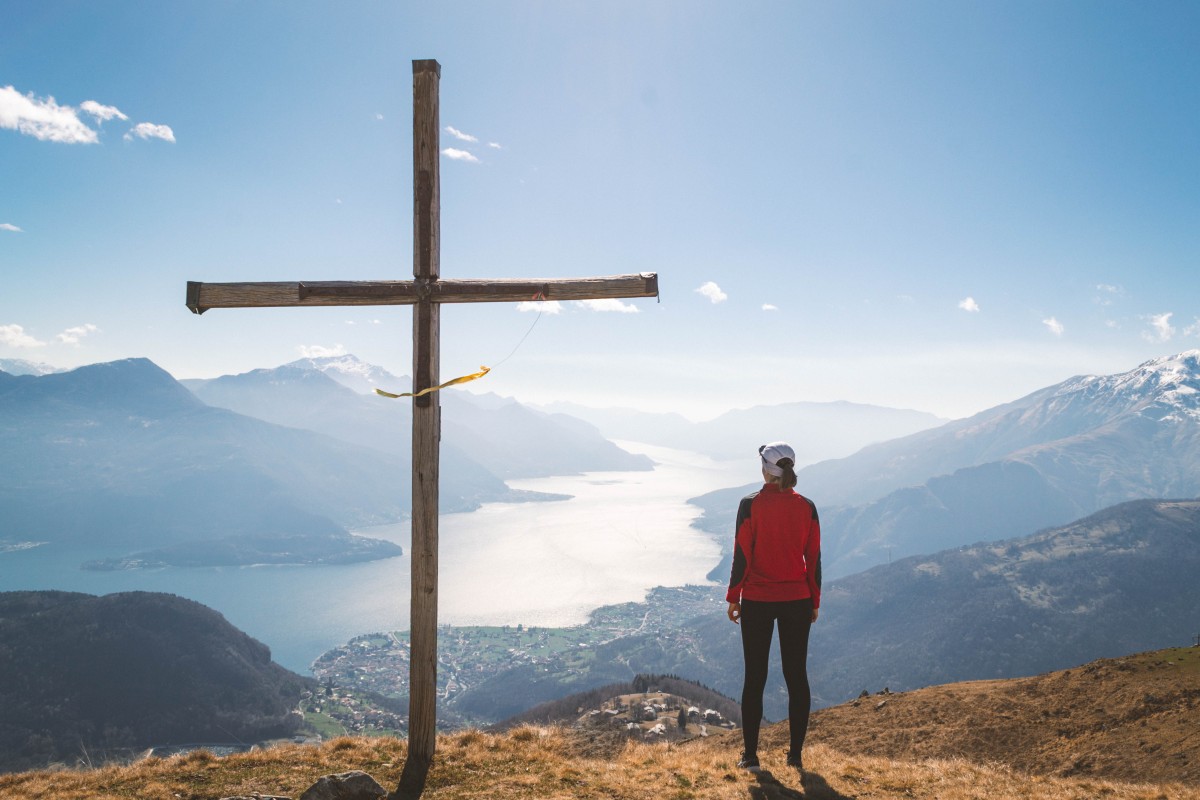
[305,586,731,737]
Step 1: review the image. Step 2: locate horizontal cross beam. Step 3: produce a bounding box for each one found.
[186,273,658,314]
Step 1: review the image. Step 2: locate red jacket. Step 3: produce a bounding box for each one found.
[726,483,822,607]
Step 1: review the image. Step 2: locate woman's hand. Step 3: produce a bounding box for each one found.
[727,602,741,624]
[812,607,819,623]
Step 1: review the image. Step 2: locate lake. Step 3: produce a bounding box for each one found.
[0,442,750,674]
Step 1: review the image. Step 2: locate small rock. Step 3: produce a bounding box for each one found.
[298,771,387,800]
[875,700,888,710]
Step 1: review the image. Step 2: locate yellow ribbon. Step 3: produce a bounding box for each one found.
[374,366,491,399]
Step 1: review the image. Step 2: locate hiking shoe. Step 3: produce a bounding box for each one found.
[785,750,803,770]
[737,753,761,772]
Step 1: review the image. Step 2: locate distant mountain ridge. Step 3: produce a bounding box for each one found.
[541,399,946,465]
[0,358,490,555]
[694,350,1200,577]
[0,358,63,377]
[186,354,653,479]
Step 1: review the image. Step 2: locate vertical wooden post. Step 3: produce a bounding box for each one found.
[394,58,441,800]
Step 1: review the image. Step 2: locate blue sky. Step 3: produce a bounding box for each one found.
[2,1,1197,420]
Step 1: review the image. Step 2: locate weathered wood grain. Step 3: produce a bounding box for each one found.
[186,274,658,313]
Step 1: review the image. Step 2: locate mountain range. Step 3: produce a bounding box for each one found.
[184,355,654,479]
[454,496,1199,722]
[695,350,1200,578]
[0,356,654,564]
[540,399,946,465]
[0,359,62,377]
[0,359,413,551]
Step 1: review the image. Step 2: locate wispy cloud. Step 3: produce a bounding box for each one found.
[1042,317,1064,336]
[1144,312,1175,342]
[56,323,99,345]
[1185,318,1200,338]
[442,147,480,163]
[0,223,21,233]
[696,281,727,304]
[517,301,563,314]
[488,142,502,149]
[124,122,175,143]
[762,304,778,312]
[578,299,639,313]
[80,100,128,122]
[0,324,46,348]
[0,85,98,143]
[297,343,347,358]
[445,125,478,143]
[958,296,980,312]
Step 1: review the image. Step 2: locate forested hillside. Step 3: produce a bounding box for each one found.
[0,591,311,773]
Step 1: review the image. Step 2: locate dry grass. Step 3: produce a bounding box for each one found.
[1,725,1196,800]
[802,646,1200,786]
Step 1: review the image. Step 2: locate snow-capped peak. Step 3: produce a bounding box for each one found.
[1058,350,1200,423]
[284,354,408,395]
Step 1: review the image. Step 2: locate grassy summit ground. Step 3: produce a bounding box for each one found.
[803,646,1200,785]
[2,648,1196,799]
[1,728,1193,800]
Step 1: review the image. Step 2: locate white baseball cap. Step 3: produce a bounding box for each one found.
[759,442,796,477]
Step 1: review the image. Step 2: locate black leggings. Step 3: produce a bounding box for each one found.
[739,597,813,757]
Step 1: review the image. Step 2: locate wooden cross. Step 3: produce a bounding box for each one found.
[185,59,658,799]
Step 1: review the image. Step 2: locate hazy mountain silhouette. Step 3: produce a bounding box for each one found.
[695,350,1200,577]
[0,358,519,552]
[542,399,945,465]
[0,358,63,377]
[186,355,653,479]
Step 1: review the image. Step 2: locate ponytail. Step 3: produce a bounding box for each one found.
[777,458,797,490]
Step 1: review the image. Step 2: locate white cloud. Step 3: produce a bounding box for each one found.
[488,142,502,149]
[442,147,480,163]
[80,100,128,122]
[1185,318,1200,337]
[577,299,639,313]
[0,324,46,348]
[375,113,384,121]
[56,323,99,345]
[0,85,98,143]
[695,281,727,304]
[958,296,980,312]
[297,343,347,358]
[124,122,175,143]
[517,300,563,314]
[1144,312,1175,342]
[445,125,479,143]
[1094,283,1124,306]
[762,304,778,311]
[1042,317,1064,336]
[0,223,21,232]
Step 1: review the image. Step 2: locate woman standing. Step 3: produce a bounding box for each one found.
[726,442,821,775]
